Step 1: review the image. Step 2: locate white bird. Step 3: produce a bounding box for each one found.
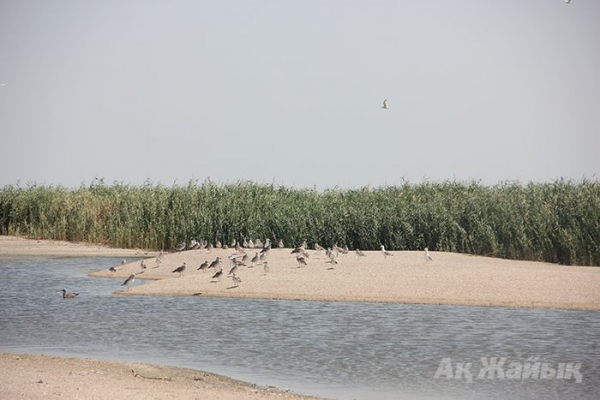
[381,245,393,259]
[565,0,571,3]
[382,99,389,109]
[424,248,433,262]
[230,273,242,287]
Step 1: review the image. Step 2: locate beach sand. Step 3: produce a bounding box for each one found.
[0,353,320,400]
[90,245,600,311]
[0,235,157,258]
[2,235,598,310]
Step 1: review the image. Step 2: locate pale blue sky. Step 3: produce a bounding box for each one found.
[1,0,598,188]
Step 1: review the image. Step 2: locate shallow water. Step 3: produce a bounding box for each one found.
[0,257,598,399]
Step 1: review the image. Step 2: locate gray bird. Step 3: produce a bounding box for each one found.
[173,262,187,277]
[208,257,222,269]
[382,99,389,109]
[250,252,259,267]
[356,249,366,260]
[296,255,308,267]
[122,274,135,288]
[58,289,79,298]
[290,247,304,254]
[197,261,209,272]
[228,265,238,276]
[212,268,223,280]
[263,261,270,274]
[174,242,186,252]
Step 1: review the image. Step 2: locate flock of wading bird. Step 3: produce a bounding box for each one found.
[59,238,435,298]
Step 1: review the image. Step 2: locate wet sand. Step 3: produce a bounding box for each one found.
[0,353,320,400]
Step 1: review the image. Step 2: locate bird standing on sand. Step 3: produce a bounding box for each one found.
[175,242,186,252]
[122,274,135,289]
[315,243,324,253]
[381,245,393,259]
[230,273,242,287]
[382,99,389,109]
[173,262,187,277]
[212,268,223,281]
[109,266,117,272]
[59,289,79,298]
[424,248,433,262]
[228,264,238,276]
[278,239,284,249]
[356,249,366,260]
[250,252,259,267]
[208,257,222,269]
[296,255,308,267]
[263,261,270,274]
[197,261,209,272]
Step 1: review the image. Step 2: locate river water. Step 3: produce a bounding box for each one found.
[0,256,598,399]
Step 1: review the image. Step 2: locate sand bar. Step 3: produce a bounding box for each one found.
[0,235,157,257]
[91,246,600,311]
[0,353,319,400]
[2,235,598,310]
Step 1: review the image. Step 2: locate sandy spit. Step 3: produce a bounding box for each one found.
[0,353,320,400]
[91,246,600,311]
[0,235,157,258]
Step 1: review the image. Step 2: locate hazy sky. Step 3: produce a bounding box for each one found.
[1,0,598,188]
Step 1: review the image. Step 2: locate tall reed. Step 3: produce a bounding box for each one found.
[1,179,598,266]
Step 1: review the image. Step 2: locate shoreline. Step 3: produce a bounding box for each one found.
[3,235,600,310]
[0,353,320,400]
[0,235,157,258]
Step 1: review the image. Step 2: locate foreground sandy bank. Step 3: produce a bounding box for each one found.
[92,247,600,311]
[0,353,320,400]
[0,235,156,257]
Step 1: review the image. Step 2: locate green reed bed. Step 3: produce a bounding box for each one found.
[0,179,598,266]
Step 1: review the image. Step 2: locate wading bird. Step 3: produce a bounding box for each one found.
[122,274,135,289]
